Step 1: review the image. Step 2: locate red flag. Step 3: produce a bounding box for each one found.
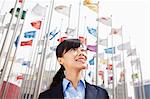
[106,64,113,70]
[79,36,87,45]
[16,75,24,80]
[31,20,42,29]
[20,40,33,46]
[98,70,104,76]
[19,0,22,3]
[57,37,67,42]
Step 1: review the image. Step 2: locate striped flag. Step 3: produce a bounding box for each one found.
[20,40,32,46]
[96,17,112,26]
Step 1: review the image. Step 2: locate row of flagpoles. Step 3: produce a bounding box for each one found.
[0,0,146,99]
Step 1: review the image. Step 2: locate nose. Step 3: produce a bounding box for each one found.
[77,48,87,58]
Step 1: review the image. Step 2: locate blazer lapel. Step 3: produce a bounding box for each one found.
[85,82,97,99]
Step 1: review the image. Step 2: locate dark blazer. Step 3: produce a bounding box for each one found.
[39,81,109,99]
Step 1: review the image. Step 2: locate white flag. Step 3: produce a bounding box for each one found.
[98,38,108,46]
[110,28,122,35]
[127,48,136,56]
[31,3,46,17]
[0,15,5,23]
[96,17,112,26]
[55,5,70,17]
[65,27,76,36]
[131,58,140,66]
[117,42,131,50]
[116,62,124,68]
[111,54,121,61]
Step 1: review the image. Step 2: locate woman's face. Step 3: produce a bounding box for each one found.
[59,45,87,71]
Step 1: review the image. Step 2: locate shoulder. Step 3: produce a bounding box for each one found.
[86,82,109,98]
[38,89,51,99]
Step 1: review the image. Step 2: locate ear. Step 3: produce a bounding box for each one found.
[58,57,63,65]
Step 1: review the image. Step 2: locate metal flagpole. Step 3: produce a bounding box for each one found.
[95,1,99,86]
[76,1,81,37]
[1,0,26,98]
[120,26,128,99]
[66,4,72,36]
[32,0,55,98]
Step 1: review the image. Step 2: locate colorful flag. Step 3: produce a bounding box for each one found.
[96,17,112,26]
[9,8,26,19]
[65,28,75,36]
[98,38,108,46]
[16,75,24,80]
[55,5,70,16]
[127,48,136,56]
[31,20,42,29]
[89,57,94,65]
[132,73,138,80]
[117,42,131,50]
[14,35,19,47]
[22,61,30,66]
[79,36,87,45]
[83,0,98,13]
[57,37,67,42]
[111,54,121,61]
[24,31,36,38]
[19,0,22,3]
[104,47,115,54]
[31,3,46,17]
[98,70,104,76]
[106,64,113,70]
[99,59,108,65]
[20,40,32,46]
[87,26,96,37]
[49,31,59,40]
[110,28,122,35]
[87,45,96,52]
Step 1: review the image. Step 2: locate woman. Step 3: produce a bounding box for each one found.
[39,39,109,99]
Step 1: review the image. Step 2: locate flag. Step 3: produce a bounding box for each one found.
[20,40,32,46]
[117,42,131,50]
[49,31,59,40]
[111,54,121,61]
[87,45,96,52]
[0,15,5,23]
[31,20,42,29]
[46,52,53,59]
[127,48,136,56]
[98,38,108,46]
[79,36,87,45]
[119,71,125,82]
[55,5,70,16]
[24,31,36,38]
[98,53,104,58]
[110,28,122,35]
[83,0,98,13]
[65,28,75,36]
[98,70,104,76]
[116,62,123,68]
[99,59,108,64]
[57,37,67,42]
[87,26,96,37]
[9,8,26,19]
[131,58,140,66]
[96,17,112,26]
[22,61,30,66]
[89,57,94,65]
[31,3,46,17]
[19,0,22,3]
[104,47,115,54]
[14,35,19,47]
[16,75,24,80]
[132,73,138,80]
[106,64,113,70]
[108,76,113,84]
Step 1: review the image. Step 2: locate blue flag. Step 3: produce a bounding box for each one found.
[22,61,30,67]
[89,57,94,65]
[49,31,59,40]
[24,31,36,38]
[104,47,115,54]
[87,26,97,37]
[14,35,19,47]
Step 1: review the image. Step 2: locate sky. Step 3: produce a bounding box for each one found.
[0,0,150,81]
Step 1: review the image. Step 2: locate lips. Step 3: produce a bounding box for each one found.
[75,56,87,63]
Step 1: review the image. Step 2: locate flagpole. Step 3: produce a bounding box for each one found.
[0,0,23,91]
[1,0,26,98]
[66,4,72,35]
[137,55,145,99]
[0,0,6,14]
[76,1,81,37]
[95,1,99,86]
[120,26,128,99]
[32,0,55,98]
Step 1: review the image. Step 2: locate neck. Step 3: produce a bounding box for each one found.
[65,69,82,89]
